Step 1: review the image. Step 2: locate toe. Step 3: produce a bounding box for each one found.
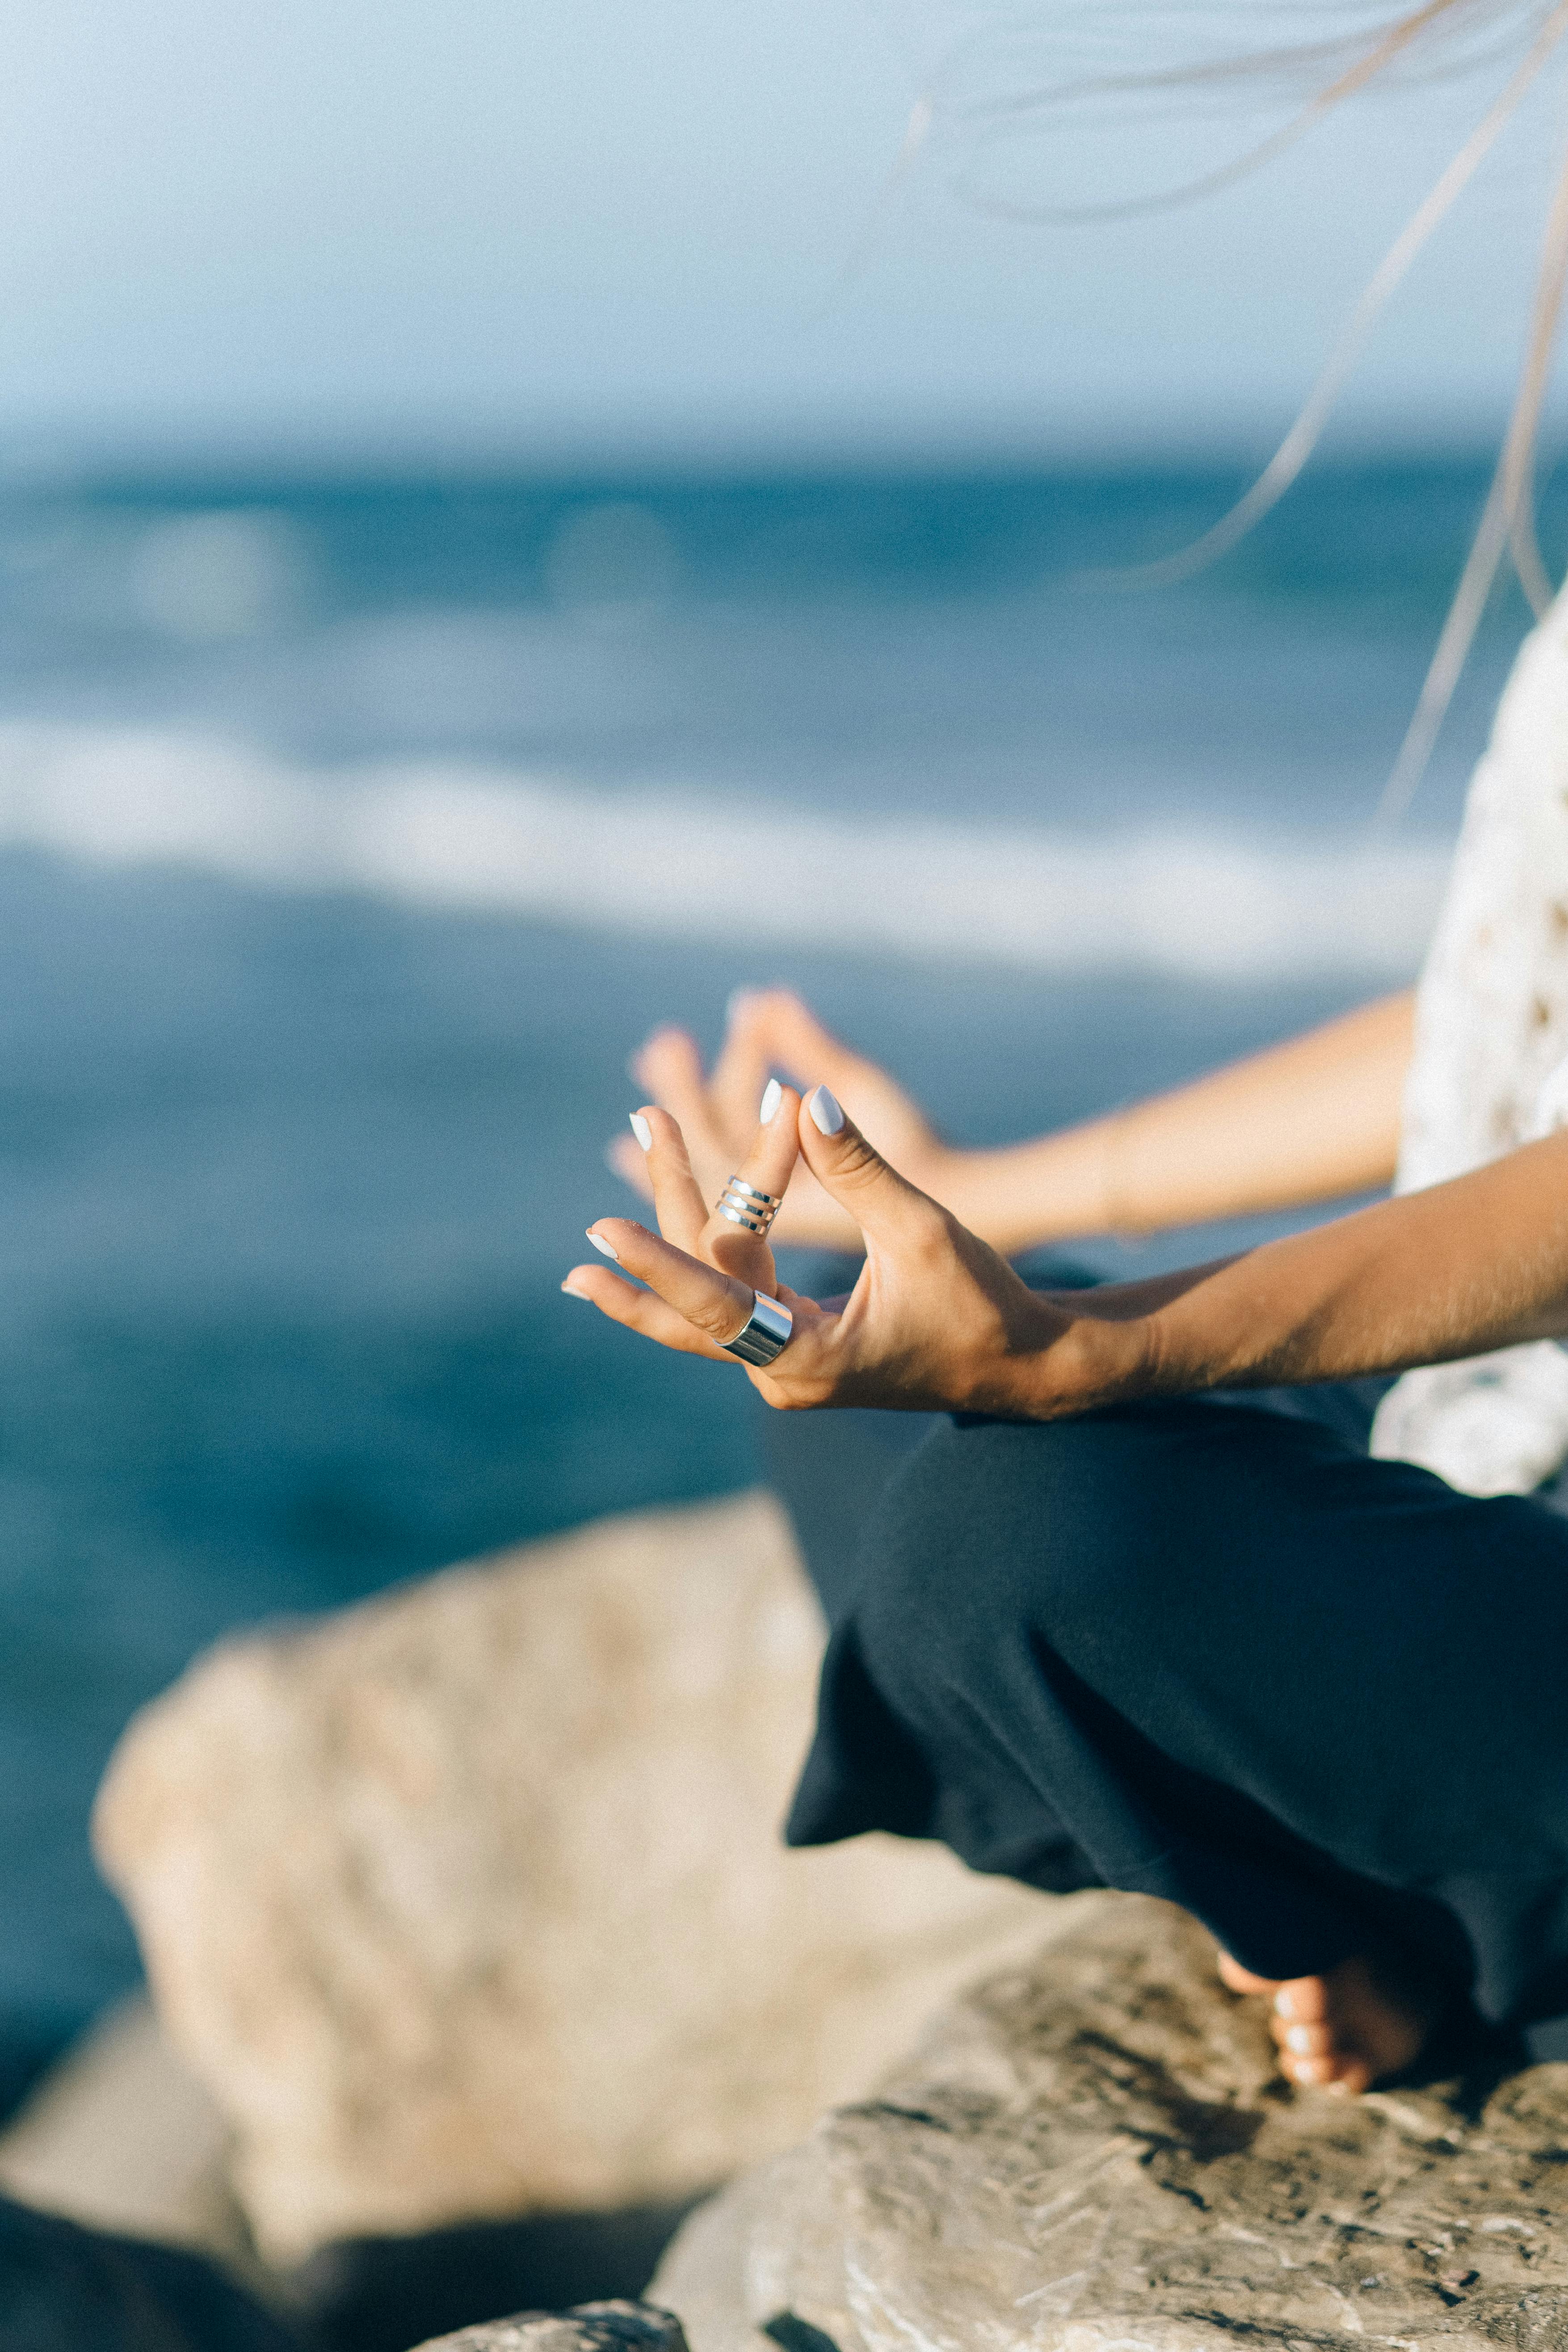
[1273,1974,1331,2024]
[1274,2020,1335,2058]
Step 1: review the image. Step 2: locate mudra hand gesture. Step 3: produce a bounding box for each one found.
[566,1081,1098,1416]
[605,989,957,1253]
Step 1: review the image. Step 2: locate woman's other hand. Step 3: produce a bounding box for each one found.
[568,1084,1141,1418]
[605,989,956,1251]
[604,984,1421,1263]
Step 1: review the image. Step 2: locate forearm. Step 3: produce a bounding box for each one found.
[954,989,1413,1256]
[1029,1129,1568,1414]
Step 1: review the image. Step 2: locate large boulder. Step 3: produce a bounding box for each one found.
[92,1491,1059,2267]
[653,1889,1568,2352]
[408,2297,687,2352]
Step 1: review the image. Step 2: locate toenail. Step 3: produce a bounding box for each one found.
[1285,2026,1313,2053]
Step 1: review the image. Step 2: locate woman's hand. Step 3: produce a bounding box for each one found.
[568,1083,1147,1418]
[605,990,959,1252]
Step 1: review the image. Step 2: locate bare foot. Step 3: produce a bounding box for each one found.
[1216,1948,1438,2094]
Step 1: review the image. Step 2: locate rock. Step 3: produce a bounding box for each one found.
[0,1992,701,2342]
[653,1889,1568,2351]
[0,1992,248,2268]
[93,1491,1060,2266]
[0,1991,710,2350]
[409,2296,687,2352]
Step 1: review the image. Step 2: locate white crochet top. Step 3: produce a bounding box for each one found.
[1369,583,1568,1496]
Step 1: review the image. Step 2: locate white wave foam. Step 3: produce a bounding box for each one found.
[0,723,1451,982]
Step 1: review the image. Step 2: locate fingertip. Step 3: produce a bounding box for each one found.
[594,1218,661,1277]
[807,1083,845,1136]
[562,1275,593,1300]
[627,1034,664,1085]
[635,1103,683,1150]
[631,1021,693,1075]
[771,987,839,1042]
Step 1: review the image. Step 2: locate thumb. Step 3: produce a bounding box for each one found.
[795,1084,941,1245]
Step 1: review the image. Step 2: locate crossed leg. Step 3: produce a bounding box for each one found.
[769,1394,1568,2093]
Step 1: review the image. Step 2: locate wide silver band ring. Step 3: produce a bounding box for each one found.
[723,1289,793,1366]
[716,1174,782,1236]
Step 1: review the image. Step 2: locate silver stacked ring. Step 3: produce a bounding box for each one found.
[715,1175,782,1237]
[723,1289,793,1366]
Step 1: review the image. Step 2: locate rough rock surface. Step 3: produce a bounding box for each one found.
[410,2297,687,2352]
[653,1890,1568,2352]
[92,1490,1059,2265]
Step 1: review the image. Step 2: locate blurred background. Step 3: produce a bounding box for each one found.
[0,0,1564,2118]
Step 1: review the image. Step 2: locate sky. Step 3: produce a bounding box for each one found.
[1,1,1566,466]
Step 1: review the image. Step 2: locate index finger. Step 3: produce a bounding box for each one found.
[634,1105,710,1254]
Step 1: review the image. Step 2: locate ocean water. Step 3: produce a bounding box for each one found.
[0,451,1548,2107]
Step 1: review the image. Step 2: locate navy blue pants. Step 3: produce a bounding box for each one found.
[761,1276,1568,2056]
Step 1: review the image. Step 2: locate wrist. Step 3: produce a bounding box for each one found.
[996,1294,1158,1420]
[1070,1304,1160,1411]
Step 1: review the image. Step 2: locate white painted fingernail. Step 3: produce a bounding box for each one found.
[759,1078,782,1124]
[561,1279,591,1299]
[1274,1991,1295,2019]
[586,1229,620,1260]
[629,1112,652,1150]
[1285,2026,1313,2054]
[808,1084,844,1135]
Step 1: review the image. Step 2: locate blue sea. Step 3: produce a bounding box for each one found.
[0,450,1546,2108]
